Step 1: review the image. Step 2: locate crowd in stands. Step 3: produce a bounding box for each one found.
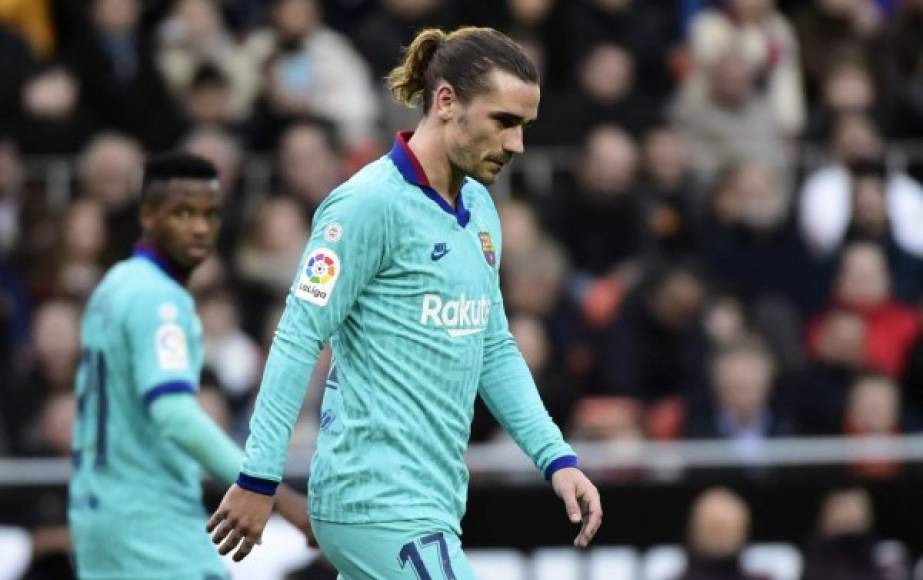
[3,0,923,576]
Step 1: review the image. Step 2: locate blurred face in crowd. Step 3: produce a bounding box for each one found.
[643,127,690,189]
[64,199,107,262]
[141,178,222,271]
[730,0,773,20]
[851,175,887,236]
[383,0,438,18]
[441,69,539,185]
[280,124,341,208]
[650,271,705,331]
[847,375,899,434]
[174,0,223,41]
[825,62,875,114]
[688,488,750,558]
[93,0,140,35]
[579,125,638,198]
[509,0,554,26]
[571,397,642,441]
[80,135,144,211]
[22,67,79,120]
[713,347,773,423]
[819,488,873,537]
[199,291,238,338]
[835,242,890,306]
[816,310,866,367]
[498,200,540,255]
[579,44,634,104]
[734,163,788,231]
[832,113,882,162]
[272,0,318,42]
[503,240,568,317]
[187,81,232,127]
[251,197,307,253]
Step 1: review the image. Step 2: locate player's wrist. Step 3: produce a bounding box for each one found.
[544,455,580,481]
[236,472,279,496]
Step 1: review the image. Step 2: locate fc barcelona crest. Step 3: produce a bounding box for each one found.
[479,232,496,266]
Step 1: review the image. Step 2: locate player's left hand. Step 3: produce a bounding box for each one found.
[207,484,274,561]
[551,467,602,548]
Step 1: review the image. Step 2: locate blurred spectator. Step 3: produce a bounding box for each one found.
[638,125,701,259]
[702,160,826,317]
[198,290,261,409]
[794,0,889,104]
[276,118,344,218]
[561,0,675,103]
[13,63,96,155]
[30,199,109,303]
[68,0,186,150]
[795,112,923,261]
[156,0,255,120]
[795,310,866,434]
[889,1,923,140]
[702,294,749,350]
[802,488,906,579]
[676,487,767,580]
[685,337,793,444]
[844,373,902,437]
[686,0,805,136]
[244,0,379,151]
[181,64,239,134]
[671,46,788,186]
[235,195,309,338]
[545,125,644,277]
[0,138,25,258]
[569,396,643,442]
[75,132,144,261]
[7,300,80,454]
[533,42,657,145]
[198,368,235,435]
[804,57,885,141]
[599,262,708,403]
[807,242,921,378]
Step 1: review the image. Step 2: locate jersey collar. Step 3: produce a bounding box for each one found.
[388,131,471,227]
[133,242,189,285]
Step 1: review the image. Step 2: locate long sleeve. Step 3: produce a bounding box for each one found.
[238,184,390,492]
[476,227,576,480]
[149,393,244,485]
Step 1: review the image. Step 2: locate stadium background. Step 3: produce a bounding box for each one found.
[2,0,923,578]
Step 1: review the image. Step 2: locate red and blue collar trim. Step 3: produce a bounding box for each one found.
[133,242,188,285]
[388,131,471,227]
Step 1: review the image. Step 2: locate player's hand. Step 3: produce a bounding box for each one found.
[274,484,317,547]
[206,484,274,561]
[551,467,602,548]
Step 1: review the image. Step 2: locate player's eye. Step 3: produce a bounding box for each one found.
[175,208,192,219]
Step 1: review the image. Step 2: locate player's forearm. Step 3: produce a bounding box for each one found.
[479,334,577,479]
[149,394,244,484]
[238,328,322,492]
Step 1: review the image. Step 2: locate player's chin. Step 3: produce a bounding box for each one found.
[182,245,213,267]
[475,164,503,184]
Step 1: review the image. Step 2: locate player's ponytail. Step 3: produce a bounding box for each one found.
[387,26,538,113]
[387,28,447,108]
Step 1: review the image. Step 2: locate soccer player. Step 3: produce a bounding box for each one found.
[208,27,603,578]
[68,153,312,580]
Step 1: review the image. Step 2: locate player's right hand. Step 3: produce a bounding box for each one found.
[207,484,274,562]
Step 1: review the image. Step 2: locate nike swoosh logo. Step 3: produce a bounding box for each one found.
[431,249,450,261]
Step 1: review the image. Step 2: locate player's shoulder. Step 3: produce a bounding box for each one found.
[104,258,192,312]
[318,156,403,214]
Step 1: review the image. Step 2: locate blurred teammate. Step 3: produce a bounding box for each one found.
[208,27,602,578]
[68,152,311,580]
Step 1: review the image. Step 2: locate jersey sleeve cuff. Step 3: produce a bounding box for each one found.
[544,455,579,480]
[236,473,279,496]
[143,381,195,407]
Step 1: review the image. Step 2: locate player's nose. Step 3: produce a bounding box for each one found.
[503,127,524,155]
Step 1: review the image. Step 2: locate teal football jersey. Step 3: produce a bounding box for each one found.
[240,132,577,534]
[68,249,226,579]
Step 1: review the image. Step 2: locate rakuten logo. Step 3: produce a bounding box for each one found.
[419,293,491,337]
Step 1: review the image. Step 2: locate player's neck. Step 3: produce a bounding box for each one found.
[406,123,464,207]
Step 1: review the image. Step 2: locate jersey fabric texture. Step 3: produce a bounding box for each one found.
[68,247,227,580]
[239,132,577,536]
[312,518,476,580]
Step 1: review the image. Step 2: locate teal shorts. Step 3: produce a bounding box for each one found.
[312,518,475,580]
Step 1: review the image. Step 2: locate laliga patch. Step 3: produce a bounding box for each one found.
[295,248,340,306]
[155,322,189,370]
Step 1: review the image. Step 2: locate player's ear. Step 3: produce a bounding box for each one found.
[433,81,457,122]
